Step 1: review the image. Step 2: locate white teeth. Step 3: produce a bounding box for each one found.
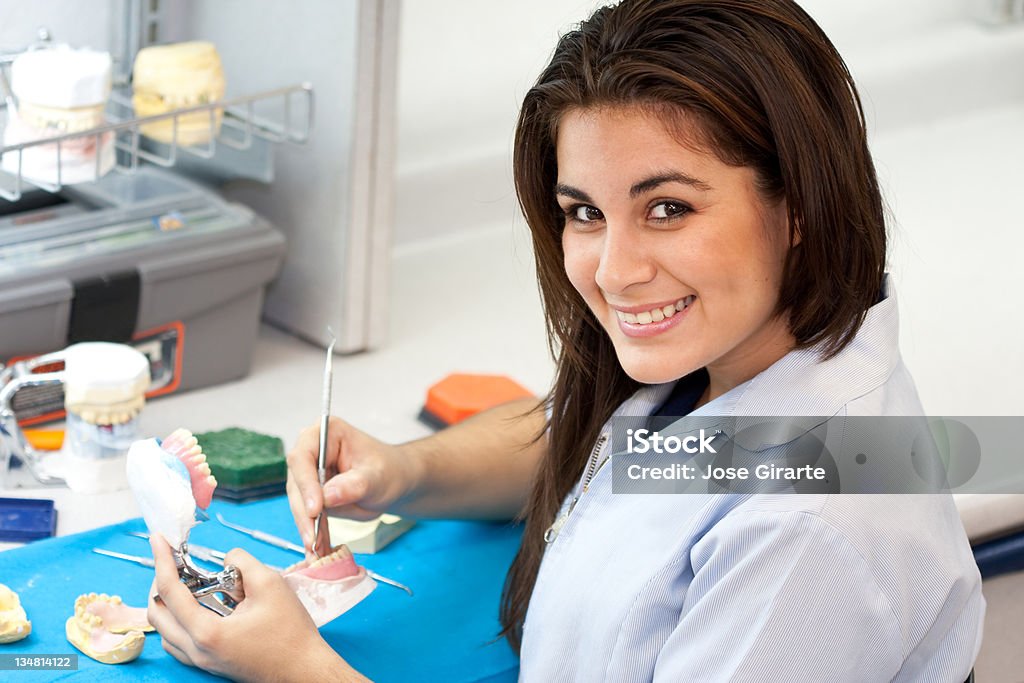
[616,296,695,326]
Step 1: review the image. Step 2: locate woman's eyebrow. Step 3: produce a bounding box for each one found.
[630,171,712,197]
[554,183,592,202]
[556,172,713,203]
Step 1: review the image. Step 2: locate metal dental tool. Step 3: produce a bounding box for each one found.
[313,326,336,558]
[102,547,243,616]
[0,352,69,487]
[127,531,226,567]
[216,512,306,554]
[96,540,244,616]
[364,570,414,597]
[170,543,244,617]
[93,548,156,568]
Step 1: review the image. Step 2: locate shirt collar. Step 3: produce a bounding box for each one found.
[693,273,901,418]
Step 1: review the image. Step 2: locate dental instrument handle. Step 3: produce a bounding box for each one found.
[317,413,329,485]
[366,569,414,597]
[93,548,155,568]
[251,528,306,555]
[312,329,336,556]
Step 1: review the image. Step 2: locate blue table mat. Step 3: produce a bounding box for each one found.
[0,496,522,682]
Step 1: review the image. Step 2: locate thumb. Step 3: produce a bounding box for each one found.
[224,548,277,590]
[323,470,369,508]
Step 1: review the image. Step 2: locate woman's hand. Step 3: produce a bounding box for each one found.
[286,417,417,557]
[147,535,368,682]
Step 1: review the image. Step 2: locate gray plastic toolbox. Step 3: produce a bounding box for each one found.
[0,167,285,421]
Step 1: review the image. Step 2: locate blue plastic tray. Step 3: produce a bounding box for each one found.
[0,496,57,542]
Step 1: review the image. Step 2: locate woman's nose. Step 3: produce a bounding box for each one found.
[594,222,656,295]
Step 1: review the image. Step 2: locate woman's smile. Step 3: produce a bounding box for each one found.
[612,295,697,338]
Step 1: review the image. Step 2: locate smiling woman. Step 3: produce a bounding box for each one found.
[555,107,795,391]
[500,0,984,680]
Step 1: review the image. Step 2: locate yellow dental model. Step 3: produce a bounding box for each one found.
[132,41,226,146]
[65,593,153,664]
[0,583,31,644]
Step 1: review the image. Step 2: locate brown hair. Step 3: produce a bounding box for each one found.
[500,0,886,650]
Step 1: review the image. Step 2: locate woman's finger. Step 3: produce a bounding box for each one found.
[161,636,196,668]
[286,476,317,550]
[149,534,218,632]
[286,425,327,518]
[148,586,200,666]
[322,470,369,509]
[222,548,280,594]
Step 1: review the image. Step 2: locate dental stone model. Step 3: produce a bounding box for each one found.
[127,428,216,549]
[127,429,375,626]
[0,583,31,644]
[132,41,226,146]
[65,593,153,665]
[3,45,115,184]
[63,343,151,494]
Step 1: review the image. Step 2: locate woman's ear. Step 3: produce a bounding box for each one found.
[769,198,800,248]
[778,200,800,248]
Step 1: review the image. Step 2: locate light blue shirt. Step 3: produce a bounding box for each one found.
[520,279,985,681]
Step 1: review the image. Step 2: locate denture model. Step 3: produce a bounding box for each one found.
[2,45,115,185]
[126,429,375,626]
[65,593,153,665]
[0,583,31,644]
[132,42,225,146]
[126,428,216,549]
[282,545,377,627]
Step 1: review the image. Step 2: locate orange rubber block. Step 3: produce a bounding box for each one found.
[422,374,534,427]
[23,429,65,451]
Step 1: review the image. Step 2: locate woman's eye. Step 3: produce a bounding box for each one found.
[649,201,691,220]
[564,205,603,223]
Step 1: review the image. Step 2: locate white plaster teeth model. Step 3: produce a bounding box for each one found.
[65,593,151,665]
[2,45,115,185]
[0,583,31,644]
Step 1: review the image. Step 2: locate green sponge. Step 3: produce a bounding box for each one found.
[194,427,287,489]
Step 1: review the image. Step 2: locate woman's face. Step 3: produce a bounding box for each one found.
[557,106,797,390]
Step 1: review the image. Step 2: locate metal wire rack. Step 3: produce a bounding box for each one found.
[0,83,314,201]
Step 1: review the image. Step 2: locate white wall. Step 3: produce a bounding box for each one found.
[390,0,1024,416]
[0,1,112,51]
[393,0,971,245]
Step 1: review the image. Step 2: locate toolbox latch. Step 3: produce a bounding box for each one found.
[68,271,141,343]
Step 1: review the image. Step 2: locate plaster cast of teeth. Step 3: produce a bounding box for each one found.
[617,296,695,325]
[0,583,31,644]
[127,428,376,626]
[3,46,115,185]
[127,435,202,549]
[65,593,151,665]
